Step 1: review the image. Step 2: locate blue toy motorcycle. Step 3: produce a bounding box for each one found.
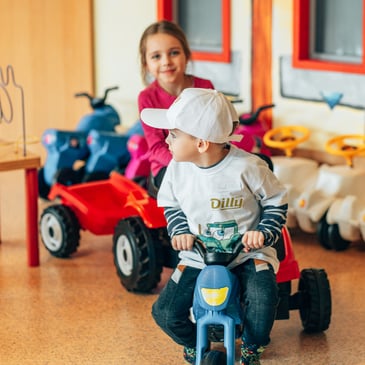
[38,87,143,199]
[192,227,331,364]
[193,237,243,365]
[74,86,120,133]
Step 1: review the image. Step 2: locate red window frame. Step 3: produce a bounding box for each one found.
[293,0,365,73]
[157,0,231,63]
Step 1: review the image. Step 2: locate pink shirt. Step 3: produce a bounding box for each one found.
[138,76,214,176]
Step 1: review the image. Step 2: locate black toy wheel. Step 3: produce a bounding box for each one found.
[316,214,332,250]
[113,217,163,293]
[328,224,351,251]
[298,268,331,333]
[201,350,227,365]
[40,205,80,258]
[38,167,51,200]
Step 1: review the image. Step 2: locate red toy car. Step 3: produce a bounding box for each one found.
[40,170,331,333]
[40,171,174,292]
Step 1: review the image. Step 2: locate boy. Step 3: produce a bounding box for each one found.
[141,88,288,365]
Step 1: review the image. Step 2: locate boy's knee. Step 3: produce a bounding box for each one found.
[151,301,162,324]
[152,300,172,330]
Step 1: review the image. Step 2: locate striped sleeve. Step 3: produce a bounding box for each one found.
[257,204,288,246]
[163,206,191,238]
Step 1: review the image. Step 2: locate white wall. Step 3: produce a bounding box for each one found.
[93,0,252,128]
[93,0,156,128]
[272,0,365,152]
[94,0,365,154]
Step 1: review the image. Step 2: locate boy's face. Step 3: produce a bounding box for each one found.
[145,33,187,86]
[165,129,199,162]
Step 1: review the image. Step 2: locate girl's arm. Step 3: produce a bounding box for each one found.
[141,122,171,168]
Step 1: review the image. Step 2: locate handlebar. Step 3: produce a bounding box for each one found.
[195,236,243,266]
[239,104,275,126]
[75,86,119,109]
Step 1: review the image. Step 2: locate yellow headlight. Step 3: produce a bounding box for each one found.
[201,287,229,306]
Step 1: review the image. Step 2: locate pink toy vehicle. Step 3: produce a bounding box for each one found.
[233,104,274,156]
[123,134,150,183]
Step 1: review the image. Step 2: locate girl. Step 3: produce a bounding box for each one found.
[138,20,214,191]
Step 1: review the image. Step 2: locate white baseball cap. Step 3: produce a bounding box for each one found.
[140,88,243,144]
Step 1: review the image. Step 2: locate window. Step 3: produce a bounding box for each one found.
[293,0,365,73]
[157,0,231,62]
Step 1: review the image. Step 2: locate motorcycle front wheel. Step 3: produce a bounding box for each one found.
[201,350,227,365]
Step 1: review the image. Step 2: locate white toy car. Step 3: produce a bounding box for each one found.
[300,135,365,251]
[263,126,320,228]
[265,130,365,251]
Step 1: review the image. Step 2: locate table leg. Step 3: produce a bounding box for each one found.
[25,168,40,266]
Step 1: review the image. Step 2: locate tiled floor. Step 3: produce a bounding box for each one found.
[1,170,365,364]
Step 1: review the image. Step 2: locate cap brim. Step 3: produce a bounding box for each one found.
[228,134,243,142]
[141,108,171,130]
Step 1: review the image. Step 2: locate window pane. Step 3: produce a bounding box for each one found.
[311,0,363,63]
[177,0,222,53]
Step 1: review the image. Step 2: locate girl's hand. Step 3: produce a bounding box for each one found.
[242,231,265,253]
[171,234,195,251]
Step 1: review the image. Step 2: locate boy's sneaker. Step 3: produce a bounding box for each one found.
[183,346,196,364]
[240,343,265,365]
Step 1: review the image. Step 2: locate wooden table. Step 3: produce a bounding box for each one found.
[0,150,41,266]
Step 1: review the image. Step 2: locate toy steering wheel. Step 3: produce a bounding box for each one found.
[325,134,365,167]
[263,126,310,157]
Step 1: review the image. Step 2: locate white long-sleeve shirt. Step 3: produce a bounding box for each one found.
[158,145,288,273]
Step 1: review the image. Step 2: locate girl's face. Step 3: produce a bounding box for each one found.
[166,129,199,163]
[145,33,188,87]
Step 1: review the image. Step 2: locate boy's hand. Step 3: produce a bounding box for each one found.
[242,231,265,253]
[171,234,195,251]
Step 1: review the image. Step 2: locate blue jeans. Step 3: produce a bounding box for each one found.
[151,259,278,349]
